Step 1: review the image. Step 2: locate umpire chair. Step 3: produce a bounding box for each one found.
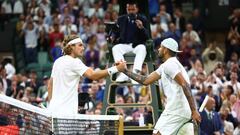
[102,0,163,134]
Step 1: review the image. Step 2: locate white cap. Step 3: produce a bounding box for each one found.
[161,38,182,52]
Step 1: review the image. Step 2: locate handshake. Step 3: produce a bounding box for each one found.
[114,60,127,72]
[107,60,143,85]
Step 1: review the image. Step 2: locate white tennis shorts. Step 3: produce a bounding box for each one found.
[153,113,194,135]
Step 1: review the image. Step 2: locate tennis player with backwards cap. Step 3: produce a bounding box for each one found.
[47,35,125,116]
[122,38,201,135]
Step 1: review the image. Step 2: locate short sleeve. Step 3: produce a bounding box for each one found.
[155,65,163,76]
[164,61,181,79]
[51,63,56,78]
[72,59,89,76]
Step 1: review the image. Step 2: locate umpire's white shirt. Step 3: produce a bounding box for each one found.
[48,55,89,116]
[155,57,191,118]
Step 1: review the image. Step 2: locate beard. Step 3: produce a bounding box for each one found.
[158,52,163,60]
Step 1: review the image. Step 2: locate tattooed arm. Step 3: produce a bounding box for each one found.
[174,72,201,124]
[123,69,160,85]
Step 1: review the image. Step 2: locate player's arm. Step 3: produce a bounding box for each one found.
[84,62,126,80]
[47,77,53,102]
[83,68,109,80]
[174,72,201,123]
[123,69,160,85]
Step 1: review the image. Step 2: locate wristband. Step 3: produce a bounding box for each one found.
[107,66,118,75]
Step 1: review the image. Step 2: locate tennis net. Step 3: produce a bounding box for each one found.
[0,94,124,135]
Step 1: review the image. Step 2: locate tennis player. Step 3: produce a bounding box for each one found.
[122,38,201,135]
[47,35,125,116]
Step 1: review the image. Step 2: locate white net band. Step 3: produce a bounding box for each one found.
[0,94,51,117]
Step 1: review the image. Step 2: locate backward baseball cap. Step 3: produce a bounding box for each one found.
[161,38,182,53]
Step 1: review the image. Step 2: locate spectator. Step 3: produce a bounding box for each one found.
[60,16,77,36]
[50,39,63,61]
[26,71,40,95]
[84,35,100,69]
[60,6,75,24]
[188,9,204,40]
[1,58,16,80]
[226,52,240,72]
[123,86,139,103]
[21,18,39,64]
[35,12,49,33]
[111,0,119,12]
[200,97,224,135]
[188,59,206,79]
[219,106,234,134]
[36,75,49,104]
[222,85,235,101]
[67,0,79,18]
[224,72,240,95]
[229,94,240,122]
[78,16,90,40]
[48,23,64,49]
[213,63,227,87]
[178,37,192,69]
[225,26,240,62]
[194,72,207,104]
[110,10,118,21]
[76,10,85,28]
[163,22,181,42]
[228,9,240,30]
[22,87,36,103]
[172,8,186,33]
[205,73,222,99]
[27,0,38,16]
[96,24,108,64]
[233,122,240,135]
[88,80,102,105]
[202,42,224,74]
[1,0,12,14]
[90,14,101,34]
[157,4,171,29]
[13,0,24,14]
[88,1,104,18]
[132,107,146,126]
[115,95,125,104]
[6,80,19,98]
[45,9,59,27]
[37,28,49,52]
[39,0,51,17]
[182,23,201,51]
[111,1,149,83]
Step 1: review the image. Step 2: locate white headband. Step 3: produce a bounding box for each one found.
[67,38,83,45]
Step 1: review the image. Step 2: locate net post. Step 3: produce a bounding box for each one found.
[118,115,124,135]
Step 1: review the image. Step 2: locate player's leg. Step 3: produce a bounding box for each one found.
[153,114,192,135]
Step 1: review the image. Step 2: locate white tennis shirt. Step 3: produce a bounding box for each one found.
[48,55,89,116]
[155,57,191,119]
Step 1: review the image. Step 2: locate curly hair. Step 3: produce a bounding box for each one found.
[62,35,79,55]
